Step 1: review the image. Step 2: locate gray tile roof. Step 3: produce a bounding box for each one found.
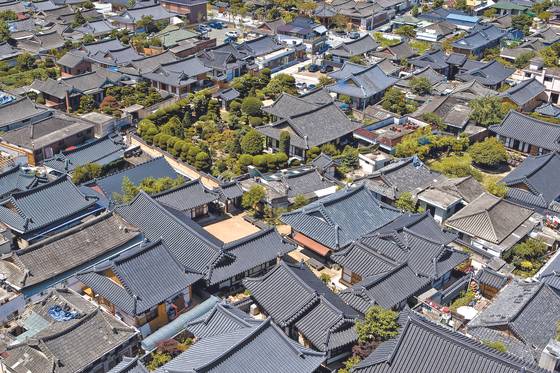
[0,176,98,234]
[452,24,506,50]
[207,228,294,285]
[501,151,560,210]
[476,267,508,289]
[0,166,40,199]
[238,35,284,57]
[339,263,431,311]
[356,157,444,200]
[446,193,536,249]
[327,64,398,99]
[0,97,50,131]
[186,301,262,338]
[94,157,178,200]
[354,309,548,373]
[538,253,560,292]
[328,60,370,81]
[409,49,449,70]
[243,261,358,351]
[114,192,223,273]
[43,134,126,173]
[468,281,560,363]
[490,110,560,152]
[77,239,202,315]
[258,167,337,202]
[157,317,325,373]
[456,60,514,87]
[153,179,219,212]
[257,101,361,149]
[281,185,401,249]
[4,291,137,373]
[536,102,560,117]
[500,78,545,106]
[330,34,379,58]
[108,357,149,373]
[310,152,335,172]
[142,56,211,86]
[0,213,141,291]
[218,181,244,199]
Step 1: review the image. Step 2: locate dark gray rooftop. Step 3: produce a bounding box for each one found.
[153,179,219,212]
[330,34,379,58]
[500,78,545,106]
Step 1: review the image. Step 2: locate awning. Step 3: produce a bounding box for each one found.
[141,296,220,352]
[293,232,331,257]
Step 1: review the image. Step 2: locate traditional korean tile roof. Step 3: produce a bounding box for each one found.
[108,357,148,373]
[43,134,126,173]
[157,317,325,373]
[446,193,536,247]
[0,97,49,132]
[327,64,398,99]
[409,49,449,70]
[468,281,560,363]
[218,181,243,200]
[452,25,506,51]
[0,212,141,292]
[94,157,178,200]
[490,111,560,152]
[330,34,379,58]
[153,179,219,212]
[207,227,293,286]
[0,166,41,199]
[500,151,560,212]
[354,309,548,373]
[0,176,98,235]
[456,60,514,87]
[4,290,137,373]
[243,261,358,351]
[186,301,262,339]
[500,78,545,106]
[77,239,202,315]
[535,102,560,117]
[280,185,401,250]
[476,267,508,290]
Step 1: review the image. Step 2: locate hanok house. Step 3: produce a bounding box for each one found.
[332,212,467,310]
[327,63,398,110]
[0,288,139,373]
[159,0,207,24]
[329,34,379,64]
[416,176,486,223]
[490,110,560,155]
[239,166,338,209]
[445,192,542,258]
[0,165,49,201]
[500,151,560,215]
[281,185,401,260]
[451,24,506,57]
[29,69,124,112]
[0,177,101,246]
[455,60,515,89]
[0,96,51,133]
[43,134,127,174]
[110,4,175,31]
[352,309,548,373]
[77,239,202,337]
[153,179,220,219]
[160,301,326,373]
[0,212,142,298]
[500,77,547,112]
[243,260,360,364]
[467,281,560,365]
[0,111,95,164]
[475,267,508,299]
[354,157,445,205]
[114,192,293,291]
[142,56,211,96]
[258,91,361,160]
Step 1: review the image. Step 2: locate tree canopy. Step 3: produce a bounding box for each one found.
[356,305,399,343]
[468,137,508,167]
[381,88,416,115]
[469,96,515,127]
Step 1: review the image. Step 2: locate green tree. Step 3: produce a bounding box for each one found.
[484,178,508,197]
[454,0,469,11]
[349,55,367,65]
[469,96,513,127]
[83,0,94,9]
[540,46,559,67]
[433,0,443,8]
[16,53,36,70]
[240,129,264,155]
[410,76,432,95]
[382,87,416,115]
[136,15,154,32]
[395,192,416,212]
[291,194,308,210]
[279,131,290,155]
[78,94,97,113]
[72,9,86,27]
[263,74,297,98]
[332,14,349,30]
[339,355,362,373]
[482,340,507,352]
[0,10,17,21]
[242,185,266,212]
[241,96,263,117]
[468,137,508,167]
[71,163,102,184]
[356,305,399,343]
[512,14,532,35]
[194,151,211,171]
[411,5,419,16]
[0,21,9,43]
[146,352,172,371]
[483,8,497,18]
[82,34,95,44]
[422,112,444,130]
[318,75,335,88]
[394,25,415,38]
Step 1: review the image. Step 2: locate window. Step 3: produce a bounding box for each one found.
[145,307,158,322]
[545,76,553,82]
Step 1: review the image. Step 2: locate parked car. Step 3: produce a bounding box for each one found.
[208,21,224,29]
[308,64,320,72]
[195,24,210,33]
[320,65,333,73]
[225,30,239,38]
[348,31,360,40]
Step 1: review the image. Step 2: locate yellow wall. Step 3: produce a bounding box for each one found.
[148,303,169,331]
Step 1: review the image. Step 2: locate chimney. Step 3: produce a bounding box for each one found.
[539,339,560,372]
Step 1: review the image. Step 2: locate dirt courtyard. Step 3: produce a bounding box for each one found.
[203,213,261,243]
